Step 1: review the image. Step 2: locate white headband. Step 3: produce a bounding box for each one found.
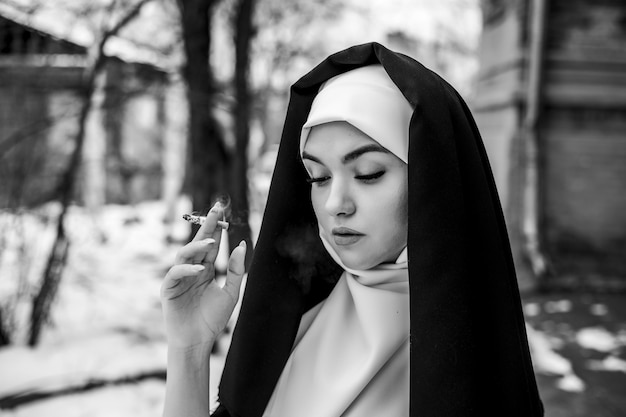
[299,65,412,163]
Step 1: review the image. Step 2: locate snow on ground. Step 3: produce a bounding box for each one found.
[524,294,626,416]
[526,323,586,392]
[0,200,232,415]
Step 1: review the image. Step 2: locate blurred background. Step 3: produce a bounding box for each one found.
[0,0,624,415]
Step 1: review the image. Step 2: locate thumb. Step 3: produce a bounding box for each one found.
[223,240,247,301]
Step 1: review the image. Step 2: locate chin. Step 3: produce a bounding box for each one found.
[336,246,403,270]
[336,252,378,270]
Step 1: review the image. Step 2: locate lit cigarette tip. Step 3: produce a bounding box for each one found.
[182,214,229,230]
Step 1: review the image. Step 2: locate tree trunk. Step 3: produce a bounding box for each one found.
[230,0,256,266]
[0,308,11,346]
[28,0,153,347]
[28,229,70,346]
[28,63,99,346]
[178,0,228,240]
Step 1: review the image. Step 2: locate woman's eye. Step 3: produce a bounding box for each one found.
[306,176,331,186]
[355,171,385,183]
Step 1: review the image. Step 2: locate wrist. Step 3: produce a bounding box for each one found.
[168,340,215,359]
[164,342,212,417]
[166,342,212,386]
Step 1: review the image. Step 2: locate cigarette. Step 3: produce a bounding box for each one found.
[182,214,229,230]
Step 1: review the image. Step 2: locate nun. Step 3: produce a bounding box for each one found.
[161,42,544,417]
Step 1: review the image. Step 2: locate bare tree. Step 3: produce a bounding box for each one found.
[28,0,154,347]
[228,0,256,265]
[0,309,10,346]
[177,0,229,240]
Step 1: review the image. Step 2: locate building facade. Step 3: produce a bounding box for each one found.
[0,13,169,208]
[474,0,626,289]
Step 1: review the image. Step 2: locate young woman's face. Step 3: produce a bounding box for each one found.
[302,121,408,270]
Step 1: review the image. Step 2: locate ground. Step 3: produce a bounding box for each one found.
[0,201,624,416]
[525,292,626,417]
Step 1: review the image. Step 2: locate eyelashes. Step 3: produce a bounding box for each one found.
[355,171,384,182]
[306,176,330,185]
[306,171,385,185]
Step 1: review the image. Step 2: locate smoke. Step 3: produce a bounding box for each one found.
[193,195,248,228]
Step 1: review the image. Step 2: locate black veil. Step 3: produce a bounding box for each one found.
[214,42,543,417]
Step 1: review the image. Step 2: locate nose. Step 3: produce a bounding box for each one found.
[324,179,356,217]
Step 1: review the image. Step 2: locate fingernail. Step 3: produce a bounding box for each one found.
[191,265,205,272]
[239,240,247,249]
[210,201,222,213]
[199,238,216,245]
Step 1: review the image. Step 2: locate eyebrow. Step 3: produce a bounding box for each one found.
[302,144,390,165]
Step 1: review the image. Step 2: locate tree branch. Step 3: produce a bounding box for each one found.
[27,0,157,347]
[99,0,154,49]
[0,369,167,409]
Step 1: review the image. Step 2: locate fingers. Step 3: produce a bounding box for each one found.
[191,203,225,264]
[192,203,224,242]
[164,264,206,282]
[222,241,247,302]
[175,238,216,264]
[161,264,206,298]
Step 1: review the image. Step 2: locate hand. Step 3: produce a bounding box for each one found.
[161,203,247,349]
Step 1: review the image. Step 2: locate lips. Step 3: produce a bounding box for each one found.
[331,227,365,246]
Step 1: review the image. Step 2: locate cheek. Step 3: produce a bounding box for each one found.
[310,189,325,223]
[380,176,408,241]
[395,183,409,226]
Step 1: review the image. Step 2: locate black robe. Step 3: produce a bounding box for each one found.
[213,42,544,417]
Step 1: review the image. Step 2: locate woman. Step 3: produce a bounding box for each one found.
[161,43,544,417]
